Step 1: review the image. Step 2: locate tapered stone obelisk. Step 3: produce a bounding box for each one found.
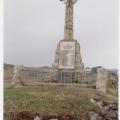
[52,0,84,83]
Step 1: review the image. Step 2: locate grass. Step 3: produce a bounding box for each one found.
[4,85,118,118]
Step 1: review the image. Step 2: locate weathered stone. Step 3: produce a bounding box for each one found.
[21,66,53,84]
[89,97,118,120]
[105,110,117,119]
[52,40,84,83]
[34,116,41,120]
[90,98,104,109]
[50,118,58,120]
[96,67,107,93]
[52,0,84,83]
[12,65,23,86]
[109,103,118,110]
[89,112,99,120]
[64,0,73,41]
[99,106,109,116]
[12,66,54,86]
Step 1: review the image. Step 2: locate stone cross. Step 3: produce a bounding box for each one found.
[61,0,78,41]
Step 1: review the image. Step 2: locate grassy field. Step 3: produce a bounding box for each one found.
[4,84,118,120]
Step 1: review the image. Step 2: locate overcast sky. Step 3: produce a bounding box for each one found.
[4,0,118,69]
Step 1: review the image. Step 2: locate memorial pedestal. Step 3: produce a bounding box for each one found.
[52,40,84,83]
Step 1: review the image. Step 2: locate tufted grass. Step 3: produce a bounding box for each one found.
[4,85,117,117]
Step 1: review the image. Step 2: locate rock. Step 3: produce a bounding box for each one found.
[99,106,109,116]
[89,112,99,120]
[105,110,117,119]
[90,98,104,109]
[34,116,41,120]
[109,103,118,110]
[90,104,118,120]
[49,118,58,120]
[96,67,107,93]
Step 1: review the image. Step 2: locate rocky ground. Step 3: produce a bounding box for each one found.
[89,98,118,120]
[4,85,118,120]
[4,104,118,120]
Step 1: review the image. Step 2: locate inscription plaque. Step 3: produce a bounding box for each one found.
[59,42,75,69]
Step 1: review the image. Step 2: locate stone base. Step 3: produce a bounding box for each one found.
[52,39,84,83]
[52,69,84,83]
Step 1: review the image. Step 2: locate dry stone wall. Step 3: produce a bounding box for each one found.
[52,40,84,83]
[11,66,53,86]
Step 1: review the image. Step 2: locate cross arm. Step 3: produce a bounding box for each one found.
[60,0,78,4]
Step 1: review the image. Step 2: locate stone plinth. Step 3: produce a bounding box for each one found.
[96,68,107,93]
[52,40,84,83]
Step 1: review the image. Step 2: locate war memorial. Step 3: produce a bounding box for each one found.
[12,0,85,84]
[4,0,118,92]
[52,0,84,83]
[4,0,118,120]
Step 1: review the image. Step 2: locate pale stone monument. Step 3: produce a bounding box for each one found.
[52,0,84,83]
[96,67,107,93]
[12,65,23,86]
